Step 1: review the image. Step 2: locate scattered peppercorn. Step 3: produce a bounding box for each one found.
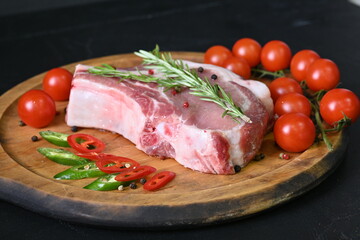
[71,126,78,132]
[31,135,39,142]
[129,182,137,189]
[253,153,265,161]
[140,178,147,185]
[211,74,218,80]
[279,153,290,160]
[198,67,204,73]
[18,120,26,126]
[183,101,189,108]
[148,69,155,75]
[234,165,241,173]
[171,89,177,96]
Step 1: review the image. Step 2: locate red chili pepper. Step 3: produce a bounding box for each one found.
[115,166,156,182]
[143,171,176,191]
[67,133,105,153]
[75,152,116,161]
[96,156,140,174]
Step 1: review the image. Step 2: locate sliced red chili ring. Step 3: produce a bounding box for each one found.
[75,152,116,161]
[95,156,140,174]
[115,166,156,182]
[143,171,176,191]
[67,133,105,153]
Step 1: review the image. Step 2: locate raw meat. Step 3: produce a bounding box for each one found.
[66,61,273,174]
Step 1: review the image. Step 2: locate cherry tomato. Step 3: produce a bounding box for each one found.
[274,113,316,152]
[96,156,140,174]
[268,77,303,102]
[43,68,73,101]
[232,38,261,67]
[305,58,340,91]
[260,40,292,72]
[290,50,320,82]
[274,93,311,117]
[17,89,56,128]
[222,56,251,79]
[67,133,106,153]
[143,171,176,191]
[115,166,156,182]
[320,88,360,126]
[204,45,232,66]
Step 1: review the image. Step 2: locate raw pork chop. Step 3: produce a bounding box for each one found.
[66,61,273,174]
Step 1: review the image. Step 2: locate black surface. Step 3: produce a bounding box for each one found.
[1,0,359,239]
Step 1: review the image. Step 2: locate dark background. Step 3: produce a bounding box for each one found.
[1,0,360,239]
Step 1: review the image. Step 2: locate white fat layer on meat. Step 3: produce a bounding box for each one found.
[67,78,146,146]
[167,124,246,172]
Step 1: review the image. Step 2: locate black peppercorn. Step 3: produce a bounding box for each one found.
[211,74,217,80]
[71,126,78,132]
[140,178,147,185]
[18,120,26,126]
[129,182,137,189]
[254,153,265,161]
[31,135,39,142]
[198,67,204,73]
[234,165,241,173]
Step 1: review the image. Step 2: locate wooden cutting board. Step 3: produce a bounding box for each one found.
[0,52,348,228]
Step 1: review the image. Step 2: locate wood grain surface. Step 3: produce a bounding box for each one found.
[0,52,348,228]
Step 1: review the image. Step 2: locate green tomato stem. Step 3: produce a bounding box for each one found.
[251,68,285,79]
[313,104,333,151]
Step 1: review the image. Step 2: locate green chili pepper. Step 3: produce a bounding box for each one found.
[39,130,70,147]
[84,174,132,191]
[37,147,90,166]
[54,162,107,180]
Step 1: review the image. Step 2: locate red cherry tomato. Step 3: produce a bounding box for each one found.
[204,45,232,66]
[269,77,303,102]
[95,156,140,174]
[260,40,292,72]
[320,88,360,126]
[43,68,73,101]
[17,89,56,128]
[143,171,176,191]
[290,50,320,82]
[222,56,251,79]
[305,58,340,91]
[274,113,316,152]
[67,133,106,153]
[274,93,311,117]
[115,166,156,182]
[232,38,262,67]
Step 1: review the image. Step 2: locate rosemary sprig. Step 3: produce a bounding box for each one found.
[88,64,159,83]
[88,46,251,123]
